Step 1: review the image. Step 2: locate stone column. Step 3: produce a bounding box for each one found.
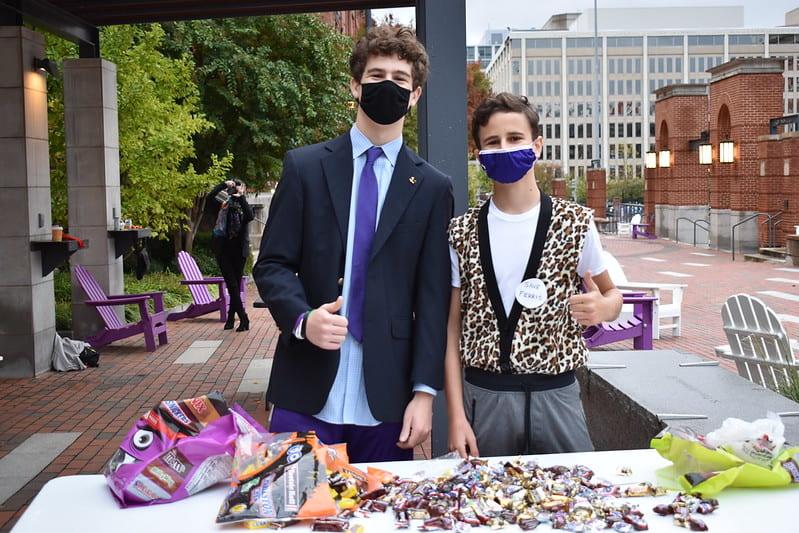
[586,168,606,218]
[63,59,123,339]
[0,27,55,377]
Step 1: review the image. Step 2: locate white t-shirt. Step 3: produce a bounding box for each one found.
[450,199,606,317]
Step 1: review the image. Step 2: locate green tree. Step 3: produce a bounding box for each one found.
[46,24,231,248]
[160,16,355,192]
[467,62,493,156]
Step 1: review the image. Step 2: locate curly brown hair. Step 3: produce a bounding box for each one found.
[350,25,430,89]
[471,93,541,149]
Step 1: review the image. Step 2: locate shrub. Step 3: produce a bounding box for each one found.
[778,370,799,403]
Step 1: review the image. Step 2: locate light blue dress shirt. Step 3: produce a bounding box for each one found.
[315,125,436,426]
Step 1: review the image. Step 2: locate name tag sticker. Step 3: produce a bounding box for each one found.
[515,278,547,309]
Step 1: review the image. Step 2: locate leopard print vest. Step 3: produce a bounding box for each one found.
[449,196,592,375]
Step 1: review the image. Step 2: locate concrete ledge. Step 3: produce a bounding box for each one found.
[580,350,799,450]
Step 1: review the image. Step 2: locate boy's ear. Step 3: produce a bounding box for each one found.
[533,136,544,158]
[408,85,423,108]
[350,78,361,101]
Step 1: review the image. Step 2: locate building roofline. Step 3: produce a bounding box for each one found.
[654,83,709,102]
[708,58,784,83]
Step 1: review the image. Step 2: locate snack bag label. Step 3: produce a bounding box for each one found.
[185,454,233,496]
[143,462,182,494]
[782,456,799,483]
[160,448,191,477]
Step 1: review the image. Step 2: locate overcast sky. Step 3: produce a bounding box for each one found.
[372,1,797,44]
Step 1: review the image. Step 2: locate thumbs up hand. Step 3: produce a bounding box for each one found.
[568,271,604,326]
[306,296,349,350]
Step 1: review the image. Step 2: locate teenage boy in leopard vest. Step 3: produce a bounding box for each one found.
[444,93,623,458]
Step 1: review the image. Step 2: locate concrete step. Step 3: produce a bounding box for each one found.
[759,247,787,259]
[744,252,786,264]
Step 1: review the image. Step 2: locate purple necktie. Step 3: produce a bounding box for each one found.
[348,146,383,343]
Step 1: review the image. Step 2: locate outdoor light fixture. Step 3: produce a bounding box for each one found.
[719,140,735,163]
[658,150,671,168]
[698,143,712,165]
[645,151,657,169]
[33,57,58,77]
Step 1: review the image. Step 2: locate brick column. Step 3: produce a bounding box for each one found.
[653,84,709,242]
[551,178,567,199]
[63,59,124,340]
[586,168,606,218]
[0,28,55,377]
[644,166,657,234]
[708,58,784,253]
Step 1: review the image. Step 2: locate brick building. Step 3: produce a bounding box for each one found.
[318,10,367,39]
[648,58,798,253]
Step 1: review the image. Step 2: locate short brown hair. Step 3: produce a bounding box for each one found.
[350,25,430,89]
[471,93,541,149]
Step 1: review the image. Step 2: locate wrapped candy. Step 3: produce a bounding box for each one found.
[104,392,264,507]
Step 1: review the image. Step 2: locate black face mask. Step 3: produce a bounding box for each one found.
[358,80,412,125]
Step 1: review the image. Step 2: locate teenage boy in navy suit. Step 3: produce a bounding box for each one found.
[254,25,453,463]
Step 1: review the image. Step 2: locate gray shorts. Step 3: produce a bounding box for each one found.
[462,371,594,457]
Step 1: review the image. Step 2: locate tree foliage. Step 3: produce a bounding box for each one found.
[466,61,493,157]
[45,24,231,239]
[160,15,355,191]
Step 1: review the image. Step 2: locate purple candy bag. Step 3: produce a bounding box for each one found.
[104,391,264,507]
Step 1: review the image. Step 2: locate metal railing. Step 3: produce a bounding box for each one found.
[605,202,644,223]
[731,211,782,261]
[762,210,783,248]
[675,217,710,247]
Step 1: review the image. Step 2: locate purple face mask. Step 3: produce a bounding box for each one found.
[478,145,537,184]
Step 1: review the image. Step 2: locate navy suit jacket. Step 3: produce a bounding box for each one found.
[253,132,453,423]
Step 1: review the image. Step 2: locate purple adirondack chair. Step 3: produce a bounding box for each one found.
[632,214,657,240]
[583,293,656,350]
[73,264,168,352]
[167,251,246,322]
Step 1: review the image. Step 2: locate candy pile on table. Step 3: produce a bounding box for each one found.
[311,457,677,532]
[653,493,719,532]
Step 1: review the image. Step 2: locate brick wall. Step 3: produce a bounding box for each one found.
[318,10,366,38]
[586,169,606,218]
[551,178,568,199]
[654,92,710,208]
[757,132,799,246]
[709,68,784,214]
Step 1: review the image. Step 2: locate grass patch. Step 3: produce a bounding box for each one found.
[777,370,799,403]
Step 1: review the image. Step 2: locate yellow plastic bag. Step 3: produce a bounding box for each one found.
[651,427,799,497]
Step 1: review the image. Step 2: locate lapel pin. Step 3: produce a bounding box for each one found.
[409,176,417,185]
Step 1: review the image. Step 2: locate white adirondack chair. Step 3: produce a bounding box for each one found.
[602,251,686,339]
[714,294,799,391]
[617,213,640,236]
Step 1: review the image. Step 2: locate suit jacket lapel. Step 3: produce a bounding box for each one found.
[370,146,425,261]
[321,133,354,247]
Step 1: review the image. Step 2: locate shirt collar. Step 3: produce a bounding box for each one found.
[349,124,403,168]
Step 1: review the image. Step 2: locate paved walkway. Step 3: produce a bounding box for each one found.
[1,235,798,531]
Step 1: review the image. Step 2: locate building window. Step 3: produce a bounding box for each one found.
[728,34,765,46]
[610,123,616,138]
[554,81,561,95]
[528,81,535,95]
[569,81,575,96]
[607,36,643,47]
[569,124,575,138]
[578,124,584,138]
[658,57,665,73]
[545,60,552,75]
[676,57,683,72]
[648,35,684,47]
[770,34,799,45]
[636,58,642,73]
[513,81,520,94]
[569,145,576,159]
[578,144,584,159]
[635,79,642,94]
[649,57,655,72]
[577,81,584,96]
[554,60,561,74]
[567,37,599,48]
[609,145,616,159]
[635,122,642,137]
[512,60,520,74]
[555,145,561,159]
[688,34,724,46]
[587,123,593,138]
[569,59,576,74]
[586,59,592,74]
[609,60,615,74]
[511,39,521,49]
[627,123,633,137]
[587,144,593,160]
[546,124,552,138]
[537,81,544,96]
[626,80,633,95]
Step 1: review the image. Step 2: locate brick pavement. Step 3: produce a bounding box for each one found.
[1,234,798,530]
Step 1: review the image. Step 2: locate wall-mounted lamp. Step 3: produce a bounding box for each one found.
[658,150,671,168]
[698,143,712,165]
[33,57,59,77]
[645,151,657,169]
[719,140,735,163]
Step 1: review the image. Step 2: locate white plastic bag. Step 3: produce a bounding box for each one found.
[705,412,785,467]
[51,332,88,372]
